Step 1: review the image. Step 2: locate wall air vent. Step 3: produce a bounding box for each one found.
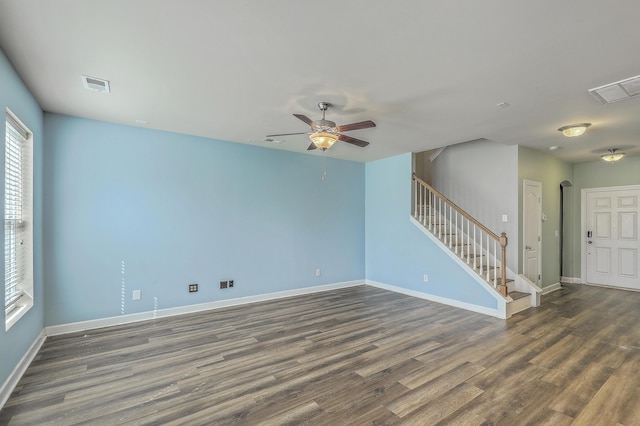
[589,74,640,104]
[81,75,111,93]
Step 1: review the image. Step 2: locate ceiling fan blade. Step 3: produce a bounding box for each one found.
[336,120,376,132]
[293,114,313,126]
[307,143,317,151]
[338,134,369,147]
[265,132,307,137]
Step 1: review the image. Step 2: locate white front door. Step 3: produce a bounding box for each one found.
[585,187,640,289]
[523,180,542,285]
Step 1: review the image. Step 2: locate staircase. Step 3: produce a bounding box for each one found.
[412,173,537,317]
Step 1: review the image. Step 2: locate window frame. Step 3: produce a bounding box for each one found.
[4,108,34,330]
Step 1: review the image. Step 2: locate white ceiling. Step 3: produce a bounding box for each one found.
[1,0,639,163]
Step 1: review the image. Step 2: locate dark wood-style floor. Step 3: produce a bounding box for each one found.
[2,284,640,425]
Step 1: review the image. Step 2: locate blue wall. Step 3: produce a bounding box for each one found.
[365,153,497,309]
[0,50,44,388]
[43,114,365,325]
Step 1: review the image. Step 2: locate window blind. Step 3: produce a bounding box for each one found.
[4,115,27,314]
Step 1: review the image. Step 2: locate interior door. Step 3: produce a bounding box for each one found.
[586,188,640,289]
[523,180,542,285]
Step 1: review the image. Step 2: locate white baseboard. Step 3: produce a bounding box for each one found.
[0,329,46,410]
[561,276,582,284]
[45,280,365,336]
[365,280,506,319]
[542,282,562,294]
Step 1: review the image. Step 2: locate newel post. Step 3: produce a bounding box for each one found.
[500,232,508,297]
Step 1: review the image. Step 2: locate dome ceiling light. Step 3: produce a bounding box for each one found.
[558,123,591,137]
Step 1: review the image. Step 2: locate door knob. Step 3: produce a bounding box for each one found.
[525,245,532,250]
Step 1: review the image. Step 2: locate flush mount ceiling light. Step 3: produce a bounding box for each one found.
[601,148,625,162]
[558,123,591,137]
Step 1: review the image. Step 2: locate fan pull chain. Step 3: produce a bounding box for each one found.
[321,150,327,181]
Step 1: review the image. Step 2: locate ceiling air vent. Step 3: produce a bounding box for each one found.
[589,74,640,104]
[81,75,111,93]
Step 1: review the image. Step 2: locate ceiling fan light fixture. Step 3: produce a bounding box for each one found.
[310,132,338,150]
[601,148,625,162]
[558,123,591,137]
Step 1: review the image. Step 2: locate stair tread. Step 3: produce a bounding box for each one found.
[476,265,499,271]
[509,291,529,300]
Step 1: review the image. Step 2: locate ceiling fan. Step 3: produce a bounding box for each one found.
[266,102,376,151]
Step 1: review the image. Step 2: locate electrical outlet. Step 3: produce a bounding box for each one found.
[423,274,429,282]
[132,290,141,301]
[228,280,234,288]
[189,283,198,293]
[315,269,321,277]
[220,280,228,289]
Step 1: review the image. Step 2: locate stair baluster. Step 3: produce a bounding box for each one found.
[412,173,509,297]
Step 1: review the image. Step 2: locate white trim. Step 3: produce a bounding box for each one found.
[5,294,34,331]
[541,282,562,294]
[514,273,543,294]
[581,184,640,193]
[410,216,508,303]
[585,282,640,293]
[561,276,582,284]
[0,329,46,409]
[45,281,364,336]
[366,279,507,319]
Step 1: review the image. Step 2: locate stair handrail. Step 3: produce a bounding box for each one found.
[412,173,509,297]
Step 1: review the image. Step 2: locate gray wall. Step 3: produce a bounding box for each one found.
[432,140,519,272]
[518,147,574,288]
[413,150,434,185]
[571,156,640,280]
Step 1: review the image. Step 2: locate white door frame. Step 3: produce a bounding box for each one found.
[581,184,640,285]
[523,179,542,285]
